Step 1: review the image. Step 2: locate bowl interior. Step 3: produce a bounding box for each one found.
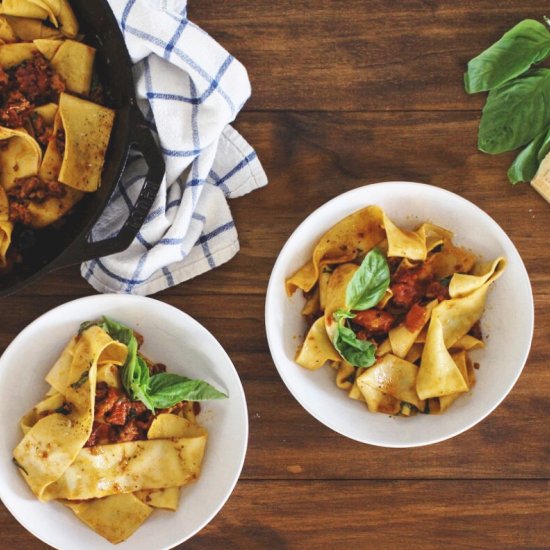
[265,182,534,447]
[0,295,248,550]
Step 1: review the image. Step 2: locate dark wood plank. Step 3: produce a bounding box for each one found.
[190,0,548,111]
[240,371,550,480]
[186,480,550,550]
[2,480,548,549]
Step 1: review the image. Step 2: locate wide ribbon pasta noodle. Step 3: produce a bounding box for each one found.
[0,187,12,267]
[357,354,425,410]
[33,38,63,60]
[0,16,17,43]
[64,495,153,545]
[27,186,84,228]
[1,0,79,38]
[13,321,216,543]
[44,436,207,501]
[287,206,506,416]
[4,16,62,40]
[57,92,115,192]
[286,206,385,295]
[0,127,42,190]
[0,42,38,67]
[50,40,95,95]
[296,316,341,370]
[13,327,127,500]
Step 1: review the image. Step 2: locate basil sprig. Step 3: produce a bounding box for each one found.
[333,319,377,368]
[507,128,550,184]
[345,248,390,310]
[329,249,390,368]
[80,316,228,411]
[148,374,229,408]
[465,17,550,183]
[478,68,550,154]
[465,19,550,94]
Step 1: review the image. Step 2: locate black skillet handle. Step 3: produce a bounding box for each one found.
[51,108,165,269]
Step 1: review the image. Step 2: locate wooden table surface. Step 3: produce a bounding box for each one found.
[2,1,550,548]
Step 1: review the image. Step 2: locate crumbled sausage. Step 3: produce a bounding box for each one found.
[354,309,395,336]
[14,52,65,103]
[30,113,52,147]
[8,177,65,204]
[390,263,434,309]
[425,280,450,302]
[0,90,32,127]
[405,303,427,332]
[8,202,32,225]
[0,52,65,128]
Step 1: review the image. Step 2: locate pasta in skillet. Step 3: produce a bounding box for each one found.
[0,0,115,269]
[13,318,227,544]
[286,206,506,416]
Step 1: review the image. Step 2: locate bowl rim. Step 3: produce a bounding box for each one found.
[265,181,534,448]
[0,294,249,549]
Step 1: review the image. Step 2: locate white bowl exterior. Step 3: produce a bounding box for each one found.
[265,182,534,447]
[0,295,248,550]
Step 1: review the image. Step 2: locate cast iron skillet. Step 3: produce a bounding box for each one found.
[0,0,165,296]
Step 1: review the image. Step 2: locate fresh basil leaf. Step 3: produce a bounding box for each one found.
[333,308,356,322]
[345,248,390,311]
[537,125,550,162]
[148,373,228,408]
[98,317,144,403]
[132,385,155,413]
[478,68,550,154]
[79,317,135,346]
[100,316,134,345]
[127,356,156,411]
[133,384,156,412]
[121,336,138,396]
[78,320,99,335]
[137,355,150,387]
[465,19,550,94]
[333,323,376,368]
[507,129,548,184]
[110,320,227,410]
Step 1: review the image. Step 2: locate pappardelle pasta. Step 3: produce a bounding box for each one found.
[13,317,227,544]
[286,206,506,416]
[0,0,115,271]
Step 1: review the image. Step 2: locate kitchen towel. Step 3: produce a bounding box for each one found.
[82,0,267,295]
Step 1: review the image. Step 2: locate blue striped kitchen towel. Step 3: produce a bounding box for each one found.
[82,0,268,295]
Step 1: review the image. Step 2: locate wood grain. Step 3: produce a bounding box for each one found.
[3,481,548,550]
[188,481,550,550]
[1,1,549,548]
[191,0,550,111]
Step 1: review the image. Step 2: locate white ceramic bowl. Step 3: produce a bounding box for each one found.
[265,182,534,448]
[0,295,248,550]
